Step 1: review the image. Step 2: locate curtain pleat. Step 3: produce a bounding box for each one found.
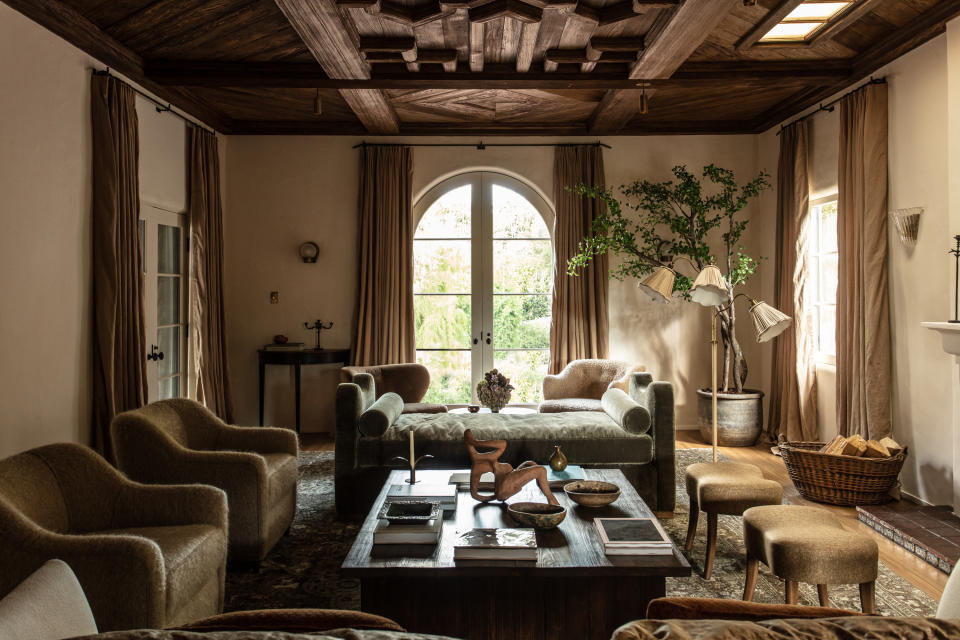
[189,128,234,422]
[549,145,610,374]
[768,121,819,442]
[837,82,892,439]
[352,146,415,365]
[90,74,148,459]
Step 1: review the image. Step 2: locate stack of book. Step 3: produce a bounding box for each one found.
[387,483,458,511]
[453,528,538,563]
[373,484,457,546]
[263,342,305,351]
[594,517,673,556]
[373,516,442,545]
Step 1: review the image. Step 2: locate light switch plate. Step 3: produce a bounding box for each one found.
[270,291,279,304]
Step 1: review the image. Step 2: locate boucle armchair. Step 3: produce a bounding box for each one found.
[0,443,227,632]
[111,399,298,563]
[341,363,447,414]
[540,359,645,412]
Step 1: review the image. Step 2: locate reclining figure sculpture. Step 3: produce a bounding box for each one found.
[464,429,559,505]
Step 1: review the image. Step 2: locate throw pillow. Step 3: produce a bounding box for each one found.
[358,392,404,437]
[601,388,651,435]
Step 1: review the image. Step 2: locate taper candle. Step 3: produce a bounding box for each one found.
[409,430,415,470]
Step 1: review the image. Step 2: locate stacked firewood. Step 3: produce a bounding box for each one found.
[818,434,903,458]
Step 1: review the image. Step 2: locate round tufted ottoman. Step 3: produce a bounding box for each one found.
[684,461,782,579]
[742,504,879,613]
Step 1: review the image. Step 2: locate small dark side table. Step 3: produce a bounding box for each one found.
[257,348,351,433]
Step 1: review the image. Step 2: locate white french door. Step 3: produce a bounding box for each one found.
[139,204,188,402]
[413,172,553,406]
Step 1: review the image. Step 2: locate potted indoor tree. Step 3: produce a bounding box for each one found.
[568,164,772,446]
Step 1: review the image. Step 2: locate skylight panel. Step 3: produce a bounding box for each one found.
[760,22,822,41]
[784,2,850,22]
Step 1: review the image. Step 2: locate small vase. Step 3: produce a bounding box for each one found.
[549,445,568,472]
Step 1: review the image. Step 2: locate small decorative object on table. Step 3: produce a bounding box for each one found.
[273,334,288,344]
[303,319,334,349]
[476,368,513,413]
[564,480,621,508]
[390,431,434,485]
[467,404,480,413]
[549,445,568,471]
[464,429,559,505]
[507,502,566,530]
[377,499,442,524]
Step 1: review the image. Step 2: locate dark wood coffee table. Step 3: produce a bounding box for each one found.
[342,468,690,640]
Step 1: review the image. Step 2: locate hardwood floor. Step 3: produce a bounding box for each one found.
[676,430,948,601]
[297,430,947,601]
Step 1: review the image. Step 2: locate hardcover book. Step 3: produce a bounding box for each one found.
[448,465,585,490]
[373,515,442,545]
[453,528,538,561]
[594,517,673,556]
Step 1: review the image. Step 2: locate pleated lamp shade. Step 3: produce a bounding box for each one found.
[748,300,792,343]
[637,266,675,302]
[689,265,727,307]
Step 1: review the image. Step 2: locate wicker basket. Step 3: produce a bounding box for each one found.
[778,439,908,506]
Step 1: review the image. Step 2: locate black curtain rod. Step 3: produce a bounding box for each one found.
[93,68,216,136]
[777,76,886,135]
[352,141,611,150]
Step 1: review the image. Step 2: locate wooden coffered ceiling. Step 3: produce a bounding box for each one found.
[5,0,960,135]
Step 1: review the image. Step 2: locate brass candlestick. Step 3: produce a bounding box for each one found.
[303,319,334,349]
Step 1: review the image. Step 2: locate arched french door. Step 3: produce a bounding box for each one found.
[413,172,554,406]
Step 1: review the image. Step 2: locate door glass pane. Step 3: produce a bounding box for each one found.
[417,350,471,404]
[415,295,472,349]
[494,239,552,293]
[158,225,180,274]
[158,276,180,326]
[159,375,180,401]
[493,350,549,404]
[493,295,550,349]
[819,253,838,304]
[158,326,180,378]
[414,240,471,293]
[819,305,836,357]
[415,185,471,238]
[492,185,550,238]
[819,201,838,253]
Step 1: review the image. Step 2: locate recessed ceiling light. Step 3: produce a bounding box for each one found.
[760,22,822,41]
[784,2,851,22]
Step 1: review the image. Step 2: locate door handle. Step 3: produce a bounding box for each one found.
[485,332,491,345]
[147,345,165,362]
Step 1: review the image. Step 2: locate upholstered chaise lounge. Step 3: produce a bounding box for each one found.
[540,359,645,413]
[341,363,448,414]
[0,443,228,632]
[111,399,298,563]
[336,371,674,513]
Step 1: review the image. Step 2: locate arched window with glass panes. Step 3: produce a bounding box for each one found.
[413,172,553,407]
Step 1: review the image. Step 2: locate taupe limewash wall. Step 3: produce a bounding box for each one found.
[0,4,214,458]
[224,134,773,434]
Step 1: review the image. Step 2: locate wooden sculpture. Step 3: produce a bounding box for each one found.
[464,429,559,505]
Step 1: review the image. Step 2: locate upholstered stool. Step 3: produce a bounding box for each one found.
[742,505,878,613]
[684,462,782,579]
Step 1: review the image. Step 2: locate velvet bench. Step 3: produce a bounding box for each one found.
[335,371,675,514]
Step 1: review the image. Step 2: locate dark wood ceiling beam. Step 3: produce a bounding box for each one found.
[545,49,637,63]
[273,0,399,133]
[359,36,417,52]
[0,0,232,132]
[808,0,886,45]
[145,60,852,88]
[515,20,541,72]
[469,22,485,71]
[590,36,644,51]
[469,0,542,23]
[735,0,804,51]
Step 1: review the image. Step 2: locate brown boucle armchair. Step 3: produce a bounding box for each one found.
[341,363,448,414]
[0,443,228,632]
[540,359,645,412]
[111,399,298,563]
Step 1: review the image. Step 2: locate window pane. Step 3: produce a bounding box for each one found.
[418,350,470,404]
[493,295,550,349]
[416,185,471,238]
[761,22,821,40]
[494,240,552,294]
[493,350,549,404]
[820,253,838,304]
[784,3,849,21]
[414,240,471,293]
[819,305,836,357]
[492,185,550,238]
[159,375,180,400]
[158,326,180,378]
[415,295,471,349]
[819,201,838,252]
[158,276,180,326]
[158,225,180,274]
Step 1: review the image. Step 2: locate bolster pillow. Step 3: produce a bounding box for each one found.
[358,392,404,437]
[601,388,651,435]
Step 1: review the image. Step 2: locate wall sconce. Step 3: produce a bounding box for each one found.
[889,207,922,247]
[298,241,319,263]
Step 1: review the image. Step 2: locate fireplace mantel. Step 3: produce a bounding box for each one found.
[921,321,960,513]
[922,322,960,359]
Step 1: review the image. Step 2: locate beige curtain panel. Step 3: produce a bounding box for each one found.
[189,128,234,422]
[90,73,148,459]
[353,145,416,366]
[768,121,818,442]
[837,82,892,440]
[549,145,610,374]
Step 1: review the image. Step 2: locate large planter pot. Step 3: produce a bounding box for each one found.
[696,388,764,447]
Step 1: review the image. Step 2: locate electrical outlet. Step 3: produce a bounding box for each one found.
[270,291,279,304]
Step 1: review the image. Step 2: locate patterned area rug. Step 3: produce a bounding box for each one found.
[224,449,937,616]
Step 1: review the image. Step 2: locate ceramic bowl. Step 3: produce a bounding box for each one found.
[507,502,567,530]
[467,405,481,413]
[564,481,621,508]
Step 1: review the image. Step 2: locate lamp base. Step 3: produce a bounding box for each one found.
[696,388,764,448]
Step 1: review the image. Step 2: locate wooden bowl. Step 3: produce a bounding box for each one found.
[564,481,621,507]
[507,502,567,530]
